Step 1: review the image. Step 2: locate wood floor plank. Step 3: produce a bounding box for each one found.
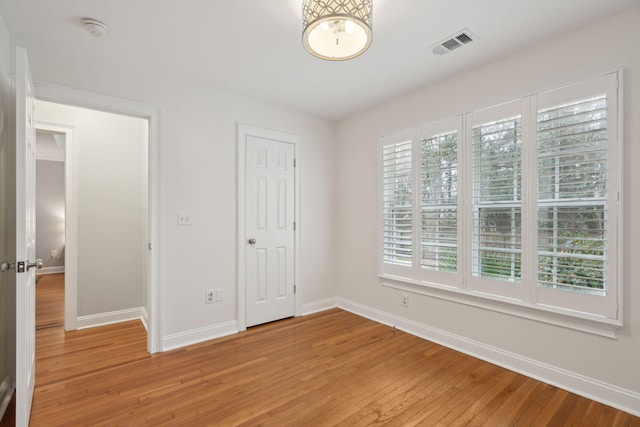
[35,273,64,329]
[27,304,639,426]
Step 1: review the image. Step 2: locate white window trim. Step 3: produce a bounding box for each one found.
[380,275,620,338]
[378,71,623,338]
[466,99,528,301]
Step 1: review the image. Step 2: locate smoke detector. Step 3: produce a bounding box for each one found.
[82,18,108,37]
[430,29,476,56]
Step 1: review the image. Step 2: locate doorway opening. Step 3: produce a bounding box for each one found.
[33,92,160,353]
[35,129,66,329]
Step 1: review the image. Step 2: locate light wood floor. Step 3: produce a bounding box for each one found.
[27,307,639,426]
[35,273,64,329]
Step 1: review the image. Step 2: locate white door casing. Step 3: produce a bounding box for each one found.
[238,125,300,330]
[34,122,77,331]
[15,46,37,427]
[34,82,161,354]
[245,136,295,327]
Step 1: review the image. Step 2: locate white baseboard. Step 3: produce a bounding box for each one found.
[0,375,14,421]
[302,298,337,315]
[337,297,640,417]
[162,321,239,352]
[161,298,337,352]
[77,307,146,330]
[140,307,149,332]
[36,266,65,276]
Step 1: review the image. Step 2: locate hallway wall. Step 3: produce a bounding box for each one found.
[35,159,65,271]
[35,101,148,318]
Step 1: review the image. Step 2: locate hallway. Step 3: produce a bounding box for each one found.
[35,274,64,329]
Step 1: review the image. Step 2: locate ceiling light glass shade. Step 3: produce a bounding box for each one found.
[302,0,373,61]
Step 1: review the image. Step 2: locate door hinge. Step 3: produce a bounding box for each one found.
[148,243,152,250]
[294,285,296,294]
[293,221,296,231]
[293,158,296,167]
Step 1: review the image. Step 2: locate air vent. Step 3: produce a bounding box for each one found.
[430,28,476,56]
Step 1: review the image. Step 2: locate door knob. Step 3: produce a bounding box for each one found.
[0,262,15,273]
[248,238,256,245]
[27,259,44,271]
[1,259,42,272]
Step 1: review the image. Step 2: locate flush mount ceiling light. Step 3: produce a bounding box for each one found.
[82,18,108,37]
[302,0,373,61]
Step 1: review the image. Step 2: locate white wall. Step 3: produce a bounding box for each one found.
[35,101,148,317]
[336,6,640,401]
[35,159,65,270]
[11,35,338,341]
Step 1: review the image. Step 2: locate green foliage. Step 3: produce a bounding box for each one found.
[538,233,604,290]
[422,247,457,272]
[480,251,522,280]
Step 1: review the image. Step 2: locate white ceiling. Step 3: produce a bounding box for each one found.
[1,0,638,120]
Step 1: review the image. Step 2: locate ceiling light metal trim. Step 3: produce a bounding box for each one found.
[82,18,108,37]
[302,0,373,61]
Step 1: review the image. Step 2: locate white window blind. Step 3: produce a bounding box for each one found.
[420,131,458,272]
[472,115,522,282]
[379,72,621,325]
[537,95,608,295]
[382,141,413,267]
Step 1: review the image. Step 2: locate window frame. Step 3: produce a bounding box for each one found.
[531,75,620,319]
[415,117,464,288]
[379,128,416,280]
[378,71,623,337]
[466,99,529,301]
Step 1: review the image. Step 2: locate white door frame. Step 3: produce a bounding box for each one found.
[34,82,162,353]
[33,122,77,330]
[237,124,301,331]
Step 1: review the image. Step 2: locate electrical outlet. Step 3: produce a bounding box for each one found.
[177,211,192,226]
[51,249,58,258]
[205,289,215,304]
[401,294,409,308]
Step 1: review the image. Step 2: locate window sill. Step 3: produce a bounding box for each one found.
[379,274,622,339]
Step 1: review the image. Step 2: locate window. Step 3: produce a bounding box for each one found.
[421,130,458,273]
[382,138,413,269]
[534,75,619,318]
[379,72,621,324]
[537,95,607,294]
[471,107,523,286]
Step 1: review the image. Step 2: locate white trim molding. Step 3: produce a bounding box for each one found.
[140,307,149,332]
[381,278,620,339]
[35,266,65,276]
[236,123,301,331]
[77,307,146,330]
[336,297,640,417]
[35,121,78,332]
[162,321,239,352]
[34,81,162,354]
[161,300,335,352]
[302,298,337,316]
